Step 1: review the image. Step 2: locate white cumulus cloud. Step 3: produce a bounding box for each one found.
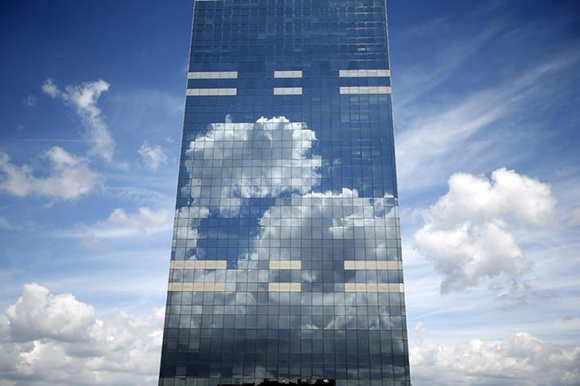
[183,116,321,217]
[248,188,399,264]
[0,283,163,385]
[411,332,580,386]
[42,78,115,163]
[5,283,96,343]
[414,168,558,293]
[0,147,101,201]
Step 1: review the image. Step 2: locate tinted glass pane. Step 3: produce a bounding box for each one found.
[160,0,410,385]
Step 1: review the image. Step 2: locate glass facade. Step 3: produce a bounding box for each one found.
[160,0,410,385]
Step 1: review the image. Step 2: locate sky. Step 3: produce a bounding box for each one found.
[0,0,579,385]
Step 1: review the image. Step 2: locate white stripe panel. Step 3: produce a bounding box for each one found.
[188,71,238,79]
[343,261,403,270]
[274,70,303,78]
[340,86,391,95]
[268,283,302,292]
[273,87,303,95]
[186,88,237,96]
[344,283,404,293]
[168,283,226,292]
[170,260,227,270]
[269,260,302,270]
[339,69,390,77]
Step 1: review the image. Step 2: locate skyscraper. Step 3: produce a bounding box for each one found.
[159,0,410,384]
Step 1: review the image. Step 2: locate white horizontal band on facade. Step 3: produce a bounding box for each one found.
[186,88,237,96]
[274,70,303,78]
[170,260,227,270]
[340,86,392,95]
[269,260,302,270]
[339,69,390,77]
[344,283,404,293]
[168,282,226,292]
[188,71,238,79]
[344,260,403,270]
[273,87,303,95]
[268,283,302,292]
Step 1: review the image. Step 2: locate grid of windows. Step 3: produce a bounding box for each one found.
[160,0,410,385]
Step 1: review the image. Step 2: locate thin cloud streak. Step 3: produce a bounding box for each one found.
[394,22,504,109]
[395,51,580,193]
[53,207,173,241]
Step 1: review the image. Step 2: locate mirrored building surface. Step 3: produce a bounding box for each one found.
[160,0,410,385]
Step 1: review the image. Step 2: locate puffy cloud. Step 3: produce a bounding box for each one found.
[0,147,101,201]
[138,141,167,170]
[414,168,558,293]
[248,188,399,264]
[5,283,95,343]
[42,78,115,163]
[410,332,580,386]
[415,220,530,293]
[179,188,401,332]
[174,116,323,260]
[0,283,162,385]
[237,190,401,332]
[420,168,558,229]
[183,116,321,217]
[41,79,59,98]
[172,206,210,257]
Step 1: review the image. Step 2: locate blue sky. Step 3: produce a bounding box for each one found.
[0,0,579,385]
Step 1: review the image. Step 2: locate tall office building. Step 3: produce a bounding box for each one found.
[160,0,410,385]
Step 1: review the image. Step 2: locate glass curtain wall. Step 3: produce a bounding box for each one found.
[160,0,410,385]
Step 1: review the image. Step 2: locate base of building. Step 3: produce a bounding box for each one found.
[219,381,335,386]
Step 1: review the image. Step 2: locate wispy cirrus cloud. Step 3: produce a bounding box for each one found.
[103,186,174,207]
[395,50,580,193]
[56,206,173,245]
[569,207,580,227]
[393,8,580,363]
[0,217,21,231]
[395,22,504,109]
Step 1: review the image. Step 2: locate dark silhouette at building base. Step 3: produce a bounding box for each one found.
[219,380,335,386]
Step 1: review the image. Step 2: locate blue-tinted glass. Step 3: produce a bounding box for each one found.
[160,0,410,385]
